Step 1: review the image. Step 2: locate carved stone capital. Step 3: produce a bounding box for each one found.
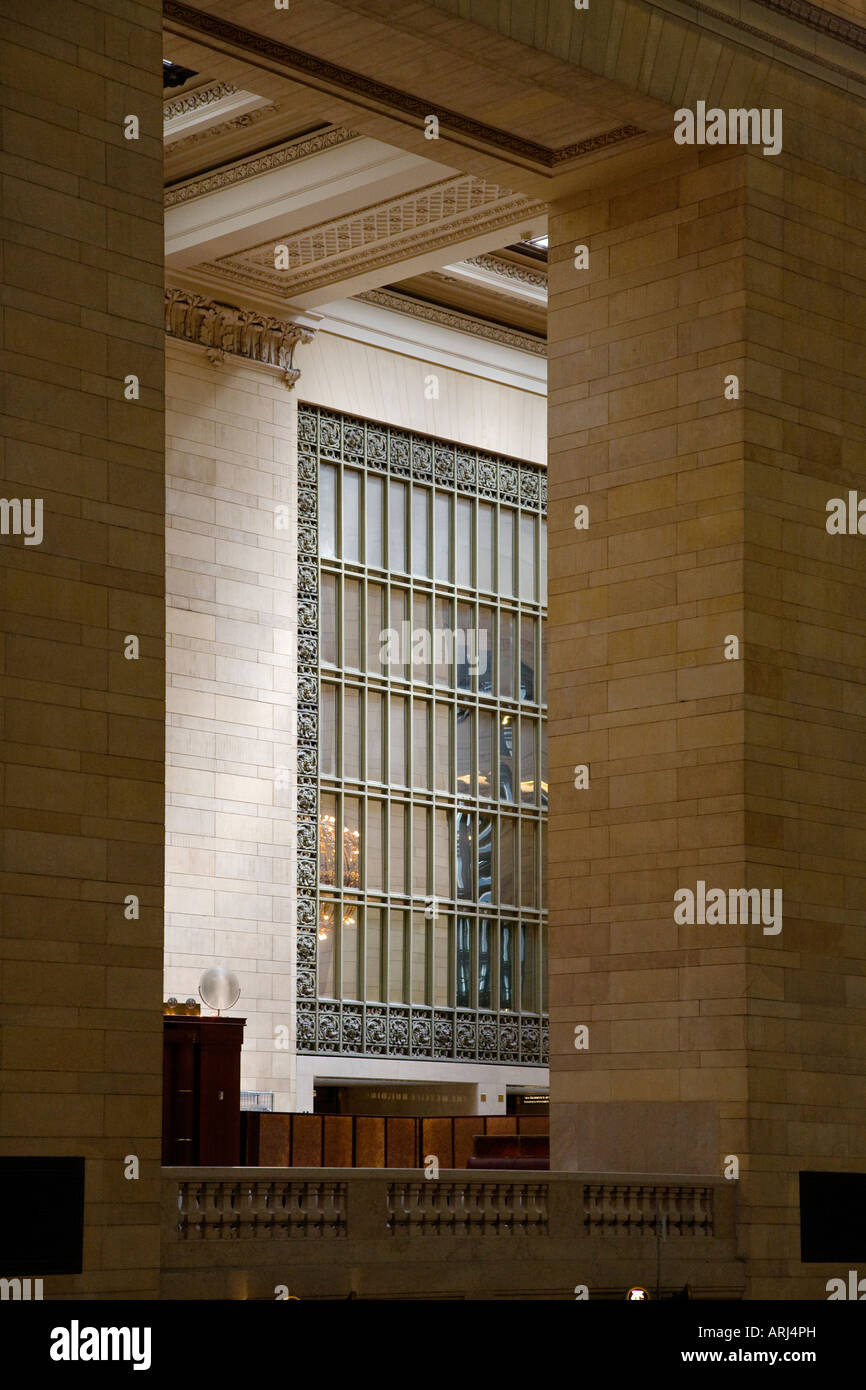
[164,286,315,387]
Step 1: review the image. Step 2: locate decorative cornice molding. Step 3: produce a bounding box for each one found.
[356,287,547,357]
[198,176,547,297]
[164,286,316,387]
[752,0,866,50]
[464,254,548,290]
[164,80,237,122]
[165,126,362,208]
[163,0,642,170]
[165,105,276,156]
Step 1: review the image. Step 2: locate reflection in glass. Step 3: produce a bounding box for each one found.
[521,716,536,805]
[500,921,514,1010]
[342,905,359,998]
[367,798,384,891]
[367,474,384,568]
[520,614,537,702]
[320,792,337,885]
[389,803,406,893]
[500,611,514,699]
[499,714,514,802]
[365,907,382,1000]
[435,703,451,794]
[343,469,361,562]
[343,688,360,781]
[389,910,406,1001]
[343,796,361,888]
[540,722,548,809]
[456,811,473,899]
[412,805,428,894]
[412,487,430,576]
[434,916,450,1006]
[411,912,427,1004]
[477,606,494,695]
[521,819,537,907]
[321,684,337,778]
[456,497,472,588]
[500,817,516,903]
[500,508,515,595]
[390,695,406,785]
[478,919,492,1009]
[521,923,536,1013]
[367,583,384,674]
[478,814,493,903]
[435,596,451,686]
[478,502,494,591]
[367,692,384,782]
[540,518,548,603]
[456,917,471,1007]
[321,573,338,667]
[519,513,536,601]
[456,706,473,795]
[434,808,452,898]
[478,710,494,799]
[344,579,361,669]
[318,899,336,996]
[413,701,430,789]
[456,601,473,690]
[435,492,451,582]
[320,464,337,557]
[389,588,408,681]
[389,480,407,570]
[413,593,429,684]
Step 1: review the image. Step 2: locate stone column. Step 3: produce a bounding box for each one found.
[0,0,165,1296]
[548,141,866,1296]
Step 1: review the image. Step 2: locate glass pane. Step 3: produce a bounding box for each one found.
[499,713,515,802]
[521,923,536,1013]
[541,923,548,1011]
[456,811,473,899]
[411,912,427,1004]
[478,813,493,903]
[367,798,384,891]
[434,491,451,582]
[435,703,451,793]
[519,512,536,601]
[344,579,361,669]
[343,469,361,562]
[389,480,407,571]
[390,695,406,786]
[520,614,537,702]
[500,921,514,1011]
[456,706,473,795]
[367,582,384,675]
[499,610,514,699]
[319,463,337,557]
[500,817,516,903]
[499,508,515,595]
[478,709,494,800]
[389,588,409,681]
[365,907,382,1001]
[434,915,451,1006]
[435,597,452,686]
[389,910,406,1001]
[456,497,472,588]
[412,593,430,684]
[413,700,430,789]
[389,803,406,893]
[412,805,429,895]
[434,808,452,899]
[321,573,338,667]
[342,905,359,999]
[521,820,537,907]
[412,487,430,577]
[344,687,360,781]
[367,474,384,568]
[521,716,536,805]
[541,620,548,706]
[318,900,336,996]
[344,796,361,889]
[478,919,492,1009]
[320,793,337,885]
[456,601,473,690]
[368,692,384,783]
[478,502,494,591]
[456,917,471,1008]
[477,606,494,695]
[540,518,548,604]
[321,684,337,778]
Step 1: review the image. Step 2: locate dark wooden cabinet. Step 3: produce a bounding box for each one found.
[162,1016,246,1166]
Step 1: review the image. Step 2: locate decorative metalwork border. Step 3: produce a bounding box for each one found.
[295,404,548,1065]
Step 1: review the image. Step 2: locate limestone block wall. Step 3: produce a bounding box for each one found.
[0,0,165,1296]
[164,339,297,1111]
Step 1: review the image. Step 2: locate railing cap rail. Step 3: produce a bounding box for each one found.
[162,1166,734,1185]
